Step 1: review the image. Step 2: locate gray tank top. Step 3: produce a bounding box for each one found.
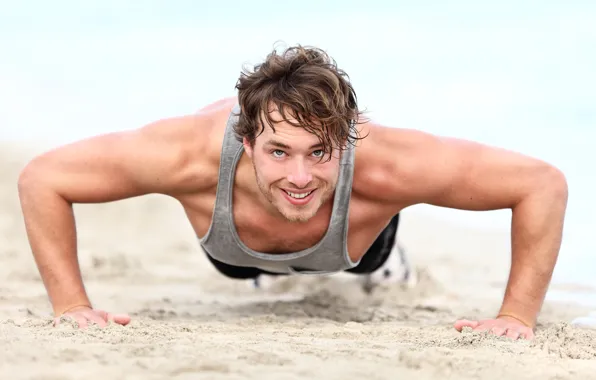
[199,104,360,275]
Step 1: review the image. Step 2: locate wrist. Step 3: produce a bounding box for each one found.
[48,284,92,316]
[496,312,534,328]
[499,293,540,329]
[54,302,92,316]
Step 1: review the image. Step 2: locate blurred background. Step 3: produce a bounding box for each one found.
[1,0,594,305]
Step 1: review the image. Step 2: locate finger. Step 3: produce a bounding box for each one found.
[518,328,535,340]
[107,313,132,326]
[84,311,108,328]
[95,310,109,321]
[454,319,479,331]
[491,327,507,336]
[505,329,520,340]
[70,313,88,329]
[473,324,491,332]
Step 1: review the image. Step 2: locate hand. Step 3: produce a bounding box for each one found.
[53,305,131,329]
[453,315,535,340]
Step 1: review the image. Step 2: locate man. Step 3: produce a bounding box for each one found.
[17,45,568,340]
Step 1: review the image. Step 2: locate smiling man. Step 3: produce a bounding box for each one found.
[250,133,333,223]
[17,44,568,340]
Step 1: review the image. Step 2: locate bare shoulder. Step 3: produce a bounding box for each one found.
[352,122,434,207]
[352,120,564,212]
[113,96,237,193]
[184,97,238,180]
[20,97,236,202]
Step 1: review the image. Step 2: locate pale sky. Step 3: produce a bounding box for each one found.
[1,1,593,141]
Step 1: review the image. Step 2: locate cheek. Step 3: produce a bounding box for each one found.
[315,163,340,182]
[255,159,284,183]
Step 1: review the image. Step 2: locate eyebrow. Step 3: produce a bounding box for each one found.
[264,140,324,150]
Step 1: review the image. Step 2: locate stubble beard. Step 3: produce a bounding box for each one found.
[253,168,334,224]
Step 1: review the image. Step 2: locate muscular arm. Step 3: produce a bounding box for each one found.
[17,115,212,316]
[361,125,568,327]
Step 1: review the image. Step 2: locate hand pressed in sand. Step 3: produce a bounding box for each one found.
[454,315,535,340]
[53,305,131,329]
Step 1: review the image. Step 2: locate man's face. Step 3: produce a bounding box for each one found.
[243,108,341,223]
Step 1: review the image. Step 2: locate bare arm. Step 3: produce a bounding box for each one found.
[17,115,211,316]
[362,125,568,327]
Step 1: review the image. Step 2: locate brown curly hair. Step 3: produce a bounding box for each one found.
[233,44,367,157]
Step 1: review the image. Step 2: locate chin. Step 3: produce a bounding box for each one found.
[277,202,319,223]
[282,212,317,223]
[266,187,329,223]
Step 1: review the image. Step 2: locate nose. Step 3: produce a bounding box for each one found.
[287,158,312,188]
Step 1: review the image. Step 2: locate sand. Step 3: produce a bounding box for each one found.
[1,143,595,380]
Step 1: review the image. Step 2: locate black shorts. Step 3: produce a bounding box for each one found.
[204,214,401,279]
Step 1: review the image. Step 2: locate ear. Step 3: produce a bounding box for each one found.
[242,136,253,158]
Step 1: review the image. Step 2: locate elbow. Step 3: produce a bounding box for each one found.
[17,158,46,196]
[539,164,568,206]
[17,164,36,196]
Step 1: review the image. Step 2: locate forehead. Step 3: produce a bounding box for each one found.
[258,106,322,145]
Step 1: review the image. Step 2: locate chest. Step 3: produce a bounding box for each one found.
[182,187,397,262]
[231,200,332,254]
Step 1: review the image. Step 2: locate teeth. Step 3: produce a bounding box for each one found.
[286,190,312,199]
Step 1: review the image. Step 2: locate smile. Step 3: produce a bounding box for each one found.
[281,189,316,205]
[285,190,313,199]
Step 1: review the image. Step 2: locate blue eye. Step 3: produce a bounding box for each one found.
[272,150,285,158]
[312,150,325,158]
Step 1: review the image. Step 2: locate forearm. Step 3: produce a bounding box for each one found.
[498,181,568,327]
[18,180,91,316]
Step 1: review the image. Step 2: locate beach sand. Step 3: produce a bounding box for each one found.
[1,143,595,380]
